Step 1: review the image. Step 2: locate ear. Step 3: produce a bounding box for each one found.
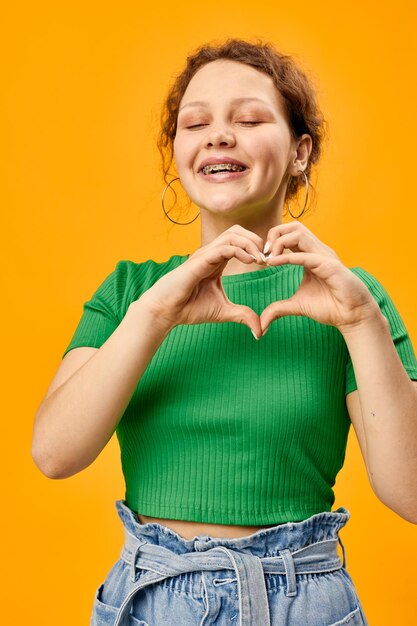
[288,134,313,176]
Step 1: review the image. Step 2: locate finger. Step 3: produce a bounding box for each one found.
[222,303,263,338]
[208,232,265,264]
[263,222,315,255]
[265,251,324,270]
[213,233,265,263]
[267,221,312,237]
[190,244,259,280]
[260,296,302,329]
[268,231,324,257]
[228,224,265,255]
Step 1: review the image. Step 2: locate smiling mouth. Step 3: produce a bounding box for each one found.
[198,168,250,182]
[201,163,247,175]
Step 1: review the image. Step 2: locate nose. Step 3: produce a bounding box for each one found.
[205,126,236,149]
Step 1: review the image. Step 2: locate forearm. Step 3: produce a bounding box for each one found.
[32,300,173,479]
[341,312,417,520]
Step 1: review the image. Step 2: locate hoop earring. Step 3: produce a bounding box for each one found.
[286,170,309,219]
[161,177,200,225]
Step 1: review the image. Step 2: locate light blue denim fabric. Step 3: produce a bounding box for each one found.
[90,499,369,626]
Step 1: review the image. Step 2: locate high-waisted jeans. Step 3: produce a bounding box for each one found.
[90,499,369,625]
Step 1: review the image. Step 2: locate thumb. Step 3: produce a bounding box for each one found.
[223,304,263,339]
[260,296,302,330]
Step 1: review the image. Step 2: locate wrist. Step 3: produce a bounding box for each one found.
[127,297,176,335]
[337,306,388,338]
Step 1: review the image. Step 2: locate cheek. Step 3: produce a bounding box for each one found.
[261,137,289,173]
[173,137,194,169]
[254,146,284,176]
[246,130,282,162]
[172,137,181,163]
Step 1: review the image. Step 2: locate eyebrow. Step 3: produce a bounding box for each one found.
[179,97,272,112]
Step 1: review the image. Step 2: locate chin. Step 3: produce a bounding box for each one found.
[202,203,249,217]
[198,193,253,213]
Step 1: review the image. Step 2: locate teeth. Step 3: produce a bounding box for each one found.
[202,163,246,175]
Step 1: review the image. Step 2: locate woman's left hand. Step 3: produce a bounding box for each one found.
[260,221,382,336]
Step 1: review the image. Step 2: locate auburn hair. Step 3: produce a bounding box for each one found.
[157,37,328,219]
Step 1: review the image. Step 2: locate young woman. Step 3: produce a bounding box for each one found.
[32,39,417,626]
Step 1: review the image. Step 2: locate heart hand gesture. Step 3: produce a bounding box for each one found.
[137,221,381,338]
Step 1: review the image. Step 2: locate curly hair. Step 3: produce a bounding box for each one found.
[156,37,328,219]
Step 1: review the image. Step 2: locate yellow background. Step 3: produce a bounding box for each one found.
[2,1,416,623]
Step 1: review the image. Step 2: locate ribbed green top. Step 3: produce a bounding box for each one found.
[63,255,417,524]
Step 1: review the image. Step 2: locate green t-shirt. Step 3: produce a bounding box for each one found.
[62,255,417,524]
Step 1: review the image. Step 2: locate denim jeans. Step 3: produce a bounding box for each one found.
[90,499,369,625]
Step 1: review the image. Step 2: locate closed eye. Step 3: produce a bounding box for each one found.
[186,121,262,130]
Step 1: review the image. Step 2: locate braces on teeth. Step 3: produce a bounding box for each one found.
[202,163,246,175]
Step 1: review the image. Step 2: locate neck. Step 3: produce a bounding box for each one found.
[199,205,283,249]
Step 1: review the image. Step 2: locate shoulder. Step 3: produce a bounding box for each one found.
[110,254,188,313]
[346,266,388,300]
[347,266,379,282]
[346,265,409,328]
[114,254,188,284]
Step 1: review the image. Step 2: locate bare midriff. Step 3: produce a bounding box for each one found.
[136,513,280,540]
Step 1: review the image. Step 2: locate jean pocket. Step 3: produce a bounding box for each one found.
[329,604,364,625]
[90,583,149,626]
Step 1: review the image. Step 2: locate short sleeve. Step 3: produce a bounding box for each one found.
[345,267,417,395]
[62,263,121,359]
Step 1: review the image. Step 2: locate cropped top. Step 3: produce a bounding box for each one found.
[62,254,417,524]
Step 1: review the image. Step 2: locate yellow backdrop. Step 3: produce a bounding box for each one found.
[2,1,416,623]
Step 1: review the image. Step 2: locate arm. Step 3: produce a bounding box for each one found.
[260,221,417,524]
[33,233,270,480]
[343,313,417,524]
[31,299,173,479]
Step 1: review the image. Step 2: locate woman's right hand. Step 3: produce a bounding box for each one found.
[137,225,267,338]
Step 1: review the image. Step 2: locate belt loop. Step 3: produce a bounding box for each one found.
[338,535,347,569]
[130,539,148,582]
[278,549,297,597]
